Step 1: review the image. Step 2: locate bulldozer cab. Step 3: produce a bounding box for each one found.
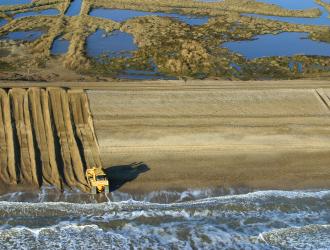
[86,167,110,194]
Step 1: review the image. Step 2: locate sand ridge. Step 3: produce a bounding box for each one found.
[0,87,101,192]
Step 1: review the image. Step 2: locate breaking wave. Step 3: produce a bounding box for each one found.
[0,189,329,249]
[260,224,330,249]
[0,186,254,203]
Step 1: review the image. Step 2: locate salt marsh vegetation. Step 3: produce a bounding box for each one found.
[0,0,329,80]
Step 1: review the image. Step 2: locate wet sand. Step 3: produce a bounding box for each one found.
[1,80,330,193]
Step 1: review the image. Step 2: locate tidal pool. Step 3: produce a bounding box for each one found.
[0,0,31,5]
[13,9,60,19]
[288,61,303,73]
[0,19,7,27]
[51,36,70,55]
[86,31,175,79]
[65,0,82,16]
[222,32,330,59]
[89,8,209,26]
[0,30,44,42]
[86,30,137,59]
[245,0,330,26]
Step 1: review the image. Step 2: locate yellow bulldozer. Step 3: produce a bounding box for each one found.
[86,167,110,194]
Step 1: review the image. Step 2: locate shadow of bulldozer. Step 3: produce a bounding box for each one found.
[103,162,150,191]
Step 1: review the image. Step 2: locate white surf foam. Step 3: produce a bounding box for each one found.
[259,224,330,249]
[0,222,269,250]
[0,190,328,249]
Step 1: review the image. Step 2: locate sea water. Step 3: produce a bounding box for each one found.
[0,188,329,249]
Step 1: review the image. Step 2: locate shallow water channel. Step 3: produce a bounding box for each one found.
[89,8,209,26]
[257,0,328,10]
[223,32,330,59]
[13,9,59,19]
[0,0,31,5]
[65,0,82,16]
[0,30,44,42]
[247,0,330,25]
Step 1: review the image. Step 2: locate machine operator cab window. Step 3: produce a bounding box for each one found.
[96,175,107,181]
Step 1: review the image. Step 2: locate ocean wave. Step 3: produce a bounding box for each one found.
[0,223,270,250]
[0,190,329,249]
[0,190,329,217]
[259,224,330,249]
[2,222,329,249]
[1,188,330,203]
[110,187,254,203]
[0,187,254,203]
[0,224,128,249]
[0,190,328,230]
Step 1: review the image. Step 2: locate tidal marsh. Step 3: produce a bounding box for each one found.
[0,0,329,81]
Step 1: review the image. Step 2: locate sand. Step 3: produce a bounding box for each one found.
[1,80,330,193]
[86,80,330,192]
[0,87,101,193]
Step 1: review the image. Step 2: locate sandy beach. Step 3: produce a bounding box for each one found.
[88,81,330,192]
[1,80,330,193]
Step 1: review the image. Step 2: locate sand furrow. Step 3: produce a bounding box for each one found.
[9,89,38,185]
[68,90,102,169]
[28,88,61,188]
[0,87,105,192]
[48,88,89,191]
[0,89,16,184]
